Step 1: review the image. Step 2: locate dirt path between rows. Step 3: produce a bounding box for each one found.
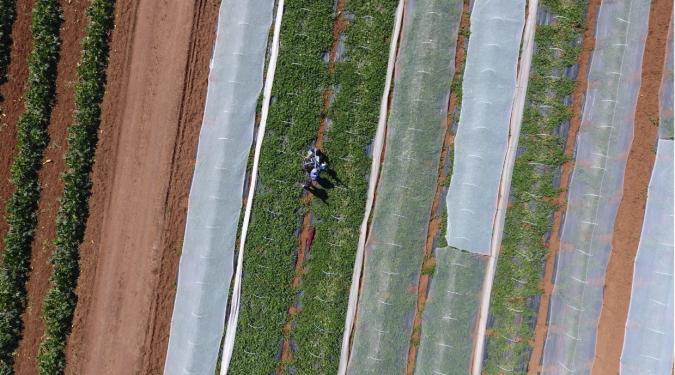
[592,1,673,373]
[527,0,601,371]
[64,0,218,374]
[0,0,33,255]
[405,2,469,373]
[13,1,89,372]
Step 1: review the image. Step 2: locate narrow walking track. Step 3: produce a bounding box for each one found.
[143,0,220,371]
[592,0,673,372]
[527,0,602,370]
[13,1,88,372]
[64,0,219,373]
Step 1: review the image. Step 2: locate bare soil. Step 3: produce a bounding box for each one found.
[64,0,219,374]
[405,1,470,373]
[13,1,88,373]
[527,0,601,371]
[0,0,33,254]
[592,1,673,373]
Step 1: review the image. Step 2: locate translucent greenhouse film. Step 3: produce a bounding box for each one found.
[347,0,463,372]
[659,20,673,139]
[541,0,651,372]
[619,140,673,375]
[444,0,526,255]
[164,1,274,373]
[414,248,487,375]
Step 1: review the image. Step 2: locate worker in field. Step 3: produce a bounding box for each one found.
[303,147,328,175]
[310,167,320,182]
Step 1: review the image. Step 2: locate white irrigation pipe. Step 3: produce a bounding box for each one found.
[471,0,538,373]
[337,2,404,374]
[219,1,284,373]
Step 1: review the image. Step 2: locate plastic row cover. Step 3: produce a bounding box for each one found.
[541,0,651,373]
[163,1,274,374]
[444,0,526,255]
[619,140,673,375]
[347,0,463,372]
[658,19,673,139]
[415,248,487,375]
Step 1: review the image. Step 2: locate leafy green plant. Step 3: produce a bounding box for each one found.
[35,1,114,373]
[483,1,586,373]
[0,0,62,372]
[0,0,16,85]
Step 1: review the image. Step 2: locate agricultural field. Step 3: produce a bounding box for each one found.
[0,0,671,374]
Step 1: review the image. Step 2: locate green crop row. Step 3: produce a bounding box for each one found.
[483,1,586,373]
[0,0,62,372]
[289,0,397,373]
[36,1,114,373]
[0,0,16,84]
[228,1,334,373]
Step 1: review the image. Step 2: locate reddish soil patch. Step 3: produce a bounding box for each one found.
[63,0,219,374]
[12,1,88,373]
[0,0,33,254]
[406,2,469,373]
[592,1,673,373]
[527,0,602,371]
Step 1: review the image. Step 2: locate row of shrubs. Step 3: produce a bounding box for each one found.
[483,0,586,373]
[0,0,16,84]
[0,0,62,372]
[228,1,334,373]
[36,1,115,373]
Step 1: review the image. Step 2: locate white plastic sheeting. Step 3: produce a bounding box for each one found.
[338,2,404,374]
[541,0,651,372]
[347,0,463,372]
[659,19,673,139]
[473,0,538,370]
[220,0,284,372]
[414,248,487,375]
[444,0,526,255]
[164,1,274,374]
[619,140,674,375]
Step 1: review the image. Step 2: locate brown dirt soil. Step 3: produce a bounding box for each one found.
[13,1,88,373]
[0,0,33,254]
[592,1,673,373]
[527,0,602,371]
[63,0,219,374]
[406,2,469,373]
[279,2,347,368]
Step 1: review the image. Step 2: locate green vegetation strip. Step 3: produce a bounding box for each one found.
[36,1,114,373]
[228,1,333,373]
[290,1,396,373]
[0,0,16,84]
[0,0,62,372]
[483,1,585,373]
